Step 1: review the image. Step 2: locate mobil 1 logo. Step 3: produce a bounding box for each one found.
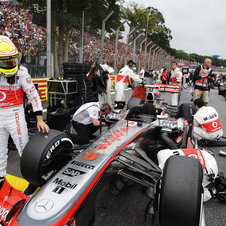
[62,167,86,177]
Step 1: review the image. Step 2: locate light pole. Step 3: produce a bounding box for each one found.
[157,50,164,69]
[151,46,159,70]
[162,52,168,68]
[138,38,147,72]
[79,10,84,63]
[155,48,162,69]
[114,21,126,72]
[125,27,136,64]
[46,0,51,77]
[100,11,114,64]
[148,44,155,70]
[133,33,144,61]
[144,12,151,71]
[144,41,152,69]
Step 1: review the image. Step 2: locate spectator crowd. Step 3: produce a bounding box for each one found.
[1,1,226,78]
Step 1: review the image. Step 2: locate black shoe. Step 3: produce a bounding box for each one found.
[63,122,71,133]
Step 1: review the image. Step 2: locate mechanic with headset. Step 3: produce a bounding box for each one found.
[66,102,111,145]
[0,36,49,183]
[193,98,223,141]
[114,60,142,109]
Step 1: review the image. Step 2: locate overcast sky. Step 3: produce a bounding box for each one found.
[123,0,226,59]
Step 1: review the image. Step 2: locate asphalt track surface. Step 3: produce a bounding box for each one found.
[7,86,226,226]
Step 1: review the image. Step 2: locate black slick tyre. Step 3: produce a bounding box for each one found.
[159,155,203,226]
[219,86,224,95]
[20,129,74,187]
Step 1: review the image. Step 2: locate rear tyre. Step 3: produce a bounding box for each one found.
[20,129,74,187]
[218,86,225,95]
[159,155,203,226]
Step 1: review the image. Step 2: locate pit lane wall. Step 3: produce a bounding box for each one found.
[32,76,119,101]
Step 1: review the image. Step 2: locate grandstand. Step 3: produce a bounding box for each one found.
[0,1,225,78]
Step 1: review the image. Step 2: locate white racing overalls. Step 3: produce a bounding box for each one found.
[157,148,218,202]
[115,65,142,102]
[0,67,43,177]
[171,67,182,106]
[98,64,114,107]
[193,106,223,140]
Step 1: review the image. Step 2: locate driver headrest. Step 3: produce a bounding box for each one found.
[142,103,156,115]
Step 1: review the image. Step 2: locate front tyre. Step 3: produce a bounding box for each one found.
[159,155,203,226]
[20,129,74,187]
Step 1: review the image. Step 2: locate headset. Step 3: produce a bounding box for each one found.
[101,106,111,116]
[127,60,136,68]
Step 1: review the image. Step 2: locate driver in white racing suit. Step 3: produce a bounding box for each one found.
[170,61,182,106]
[0,36,49,181]
[193,98,223,140]
[115,60,142,109]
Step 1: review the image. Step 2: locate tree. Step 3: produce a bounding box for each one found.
[17,0,122,76]
[121,3,172,50]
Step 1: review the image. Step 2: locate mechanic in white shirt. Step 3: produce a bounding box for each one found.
[193,99,223,141]
[170,61,182,106]
[115,60,142,109]
[139,67,145,79]
[67,102,111,144]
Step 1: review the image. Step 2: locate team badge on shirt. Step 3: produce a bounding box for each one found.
[93,109,98,117]
[26,76,32,84]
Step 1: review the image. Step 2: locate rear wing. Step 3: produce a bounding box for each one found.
[145,83,181,93]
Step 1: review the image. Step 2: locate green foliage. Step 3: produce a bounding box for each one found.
[168,48,226,67]
[121,3,172,49]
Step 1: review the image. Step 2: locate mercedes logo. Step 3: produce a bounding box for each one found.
[35,199,54,213]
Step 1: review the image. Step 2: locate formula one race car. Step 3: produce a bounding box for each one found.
[0,101,218,226]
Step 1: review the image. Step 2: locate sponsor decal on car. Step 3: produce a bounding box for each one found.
[62,168,86,177]
[0,205,9,221]
[175,133,183,144]
[52,178,77,189]
[45,140,61,160]
[95,127,129,150]
[70,161,95,170]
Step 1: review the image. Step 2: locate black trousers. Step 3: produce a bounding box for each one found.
[69,121,99,144]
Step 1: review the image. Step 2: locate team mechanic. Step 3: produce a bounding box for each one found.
[66,102,111,145]
[193,99,223,141]
[170,61,182,106]
[0,36,49,183]
[192,58,213,106]
[114,60,142,109]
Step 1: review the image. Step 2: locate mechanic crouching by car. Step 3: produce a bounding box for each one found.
[66,102,111,145]
[0,36,49,184]
[115,60,142,109]
[193,99,223,141]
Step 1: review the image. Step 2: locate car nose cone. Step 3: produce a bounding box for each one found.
[35,199,54,213]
